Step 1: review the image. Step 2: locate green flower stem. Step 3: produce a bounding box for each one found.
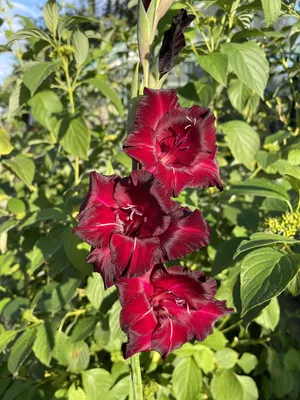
[130,353,143,400]
[62,57,79,185]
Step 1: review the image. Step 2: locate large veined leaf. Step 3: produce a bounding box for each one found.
[0,127,14,155]
[81,369,113,400]
[4,155,36,190]
[236,375,259,400]
[228,178,290,203]
[221,42,269,99]
[67,341,90,374]
[86,77,124,116]
[254,297,280,331]
[240,248,299,315]
[261,0,281,25]
[227,79,260,120]
[221,120,260,170]
[29,90,63,133]
[197,53,228,86]
[7,28,52,45]
[172,357,202,400]
[234,232,300,258]
[44,0,60,37]
[60,116,90,159]
[213,370,244,400]
[178,80,214,108]
[23,61,60,95]
[86,273,105,309]
[72,29,89,68]
[32,322,55,367]
[8,328,37,375]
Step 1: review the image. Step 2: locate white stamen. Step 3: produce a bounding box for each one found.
[187,303,191,315]
[187,116,192,122]
[193,118,196,125]
[185,124,192,130]
[144,217,147,222]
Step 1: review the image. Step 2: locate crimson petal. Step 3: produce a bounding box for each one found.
[120,293,157,335]
[117,271,153,305]
[123,331,153,359]
[190,149,223,190]
[191,300,234,341]
[78,172,120,217]
[73,204,120,248]
[123,126,157,167]
[155,162,193,197]
[110,233,160,279]
[160,208,210,260]
[86,247,116,288]
[135,88,179,130]
[152,316,192,360]
[151,266,216,309]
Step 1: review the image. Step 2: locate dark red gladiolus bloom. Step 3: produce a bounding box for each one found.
[123,88,222,197]
[73,170,210,288]
[117,265,233,359]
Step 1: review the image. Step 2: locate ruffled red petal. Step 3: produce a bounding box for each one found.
[135,88,179,130]
[152,316,191,360]
[78,172,120,217]
[151,266,216,310]
[123,331,153,358]
[117,270,154,305]
[191,300,233,341]
[190,148,223,190]
[86,247,116,288]
[160,208,210,260]
[110,233,160,279]
[123,126,157,167]
[154,162,193,197]
[73,205,119,248]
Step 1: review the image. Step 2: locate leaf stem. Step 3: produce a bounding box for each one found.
[130,353,143,400]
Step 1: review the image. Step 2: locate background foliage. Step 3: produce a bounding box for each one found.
[0,0,299,399]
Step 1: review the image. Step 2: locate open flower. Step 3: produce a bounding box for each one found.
[123,88,222,197]
[73,170,210,287]
[117,265,233,359]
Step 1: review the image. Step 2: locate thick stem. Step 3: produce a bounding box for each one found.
[130,353,143,400]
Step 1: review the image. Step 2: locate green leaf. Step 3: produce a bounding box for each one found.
[33,322,55,366]
[4,155,36,190]
[237,353,258,374]
[214,370,244,400]
[60,116,90,160]
[53,331,73,366]
[261,0,281,25]
[64,230,92,275]
[240,248,299,315]
[68,384,87,400]
[283,348,300,372]
[215,348,239,369]
[273,370,294,398]
[29,90,63,133]
[236,375,259,400]
[70,316,97,343]
[67,341,90,374]
[227,79,260,120]
[44,0,60,37]
[172,357,202,400]
[197,53,228,86]
[72,29,89,68]
[228,178,290,203]
[0,330,19,353]
[8,328,37,374]
[7,198,26,217]
[137,0,150,66]
[272,159,300,185]
[23,61,60,95]
[221,42,269,99]
[0,127,14,155]
[178,80,213,108]
[254,297,280,331]
[51,272,81,313]
[234,232,300,258]
[7,28,52,45]
[288,270,300,296]
[81,369,113,400]
[221,121,260,170]
[86,273,105,309]
[87,77,124,116]
[201,328,228,351]
[193,346,215,374]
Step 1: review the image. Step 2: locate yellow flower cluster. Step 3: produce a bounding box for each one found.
[143,380,159,400]
[263,142,281,152]
[265,212,300,238]
[49,45,75,59]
